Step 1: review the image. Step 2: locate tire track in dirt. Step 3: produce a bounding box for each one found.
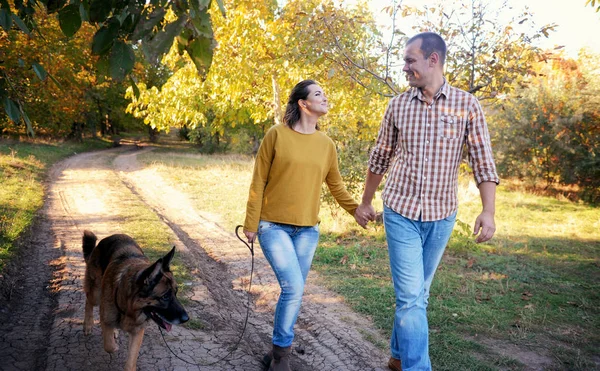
[1,145,388,371]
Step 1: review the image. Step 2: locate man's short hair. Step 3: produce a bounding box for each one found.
[407,32,447,66]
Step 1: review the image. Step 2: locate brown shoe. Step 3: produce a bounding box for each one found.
[388,356,402,371]
[269,345,291,371]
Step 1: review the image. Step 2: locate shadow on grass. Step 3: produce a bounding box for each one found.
[313,229,600,370]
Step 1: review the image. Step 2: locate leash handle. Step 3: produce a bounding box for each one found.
[235,225,254,256]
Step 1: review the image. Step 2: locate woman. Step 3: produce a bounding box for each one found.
[244,80,370,371]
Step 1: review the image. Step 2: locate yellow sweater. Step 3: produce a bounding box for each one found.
[244,124,358,232]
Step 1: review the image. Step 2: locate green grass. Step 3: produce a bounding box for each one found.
[0,139,112,271]
[2,142,598,370]
[139,150,600,371]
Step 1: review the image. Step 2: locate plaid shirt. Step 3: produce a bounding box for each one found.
[369,81,499,221]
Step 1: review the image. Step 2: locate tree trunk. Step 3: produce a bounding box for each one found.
[272,73,283,126]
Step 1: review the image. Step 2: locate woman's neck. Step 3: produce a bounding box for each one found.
[294,115,318,134]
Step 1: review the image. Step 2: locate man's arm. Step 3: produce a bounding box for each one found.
[356,170,385,221]
[473,181,496,243]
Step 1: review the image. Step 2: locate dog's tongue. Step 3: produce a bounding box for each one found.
[149,311,172,332]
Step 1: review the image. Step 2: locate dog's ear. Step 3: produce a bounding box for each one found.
[162,246,175,272]
[138,259,163,289]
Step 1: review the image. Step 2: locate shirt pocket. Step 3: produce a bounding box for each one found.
[440,115,463,139]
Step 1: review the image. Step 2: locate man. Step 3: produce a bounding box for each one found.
[357,32,499,371]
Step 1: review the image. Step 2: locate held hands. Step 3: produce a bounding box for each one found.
[473,211,496,243]
[354,203,377,229]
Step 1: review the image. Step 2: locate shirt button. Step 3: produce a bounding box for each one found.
[423,176,427,179]
[425,158,428,162]
[426,140,430,144]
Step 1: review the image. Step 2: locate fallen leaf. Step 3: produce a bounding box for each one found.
[466,258,476,268]
[521,291,533,300]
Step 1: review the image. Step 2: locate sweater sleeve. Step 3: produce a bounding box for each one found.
[244,129,276,232]
[325,143,359,216]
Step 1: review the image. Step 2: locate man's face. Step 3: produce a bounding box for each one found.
[402,39,431,88]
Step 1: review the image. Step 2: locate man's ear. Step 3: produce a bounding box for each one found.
[429,52,440,67]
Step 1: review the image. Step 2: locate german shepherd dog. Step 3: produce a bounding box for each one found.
[82,231,189,371]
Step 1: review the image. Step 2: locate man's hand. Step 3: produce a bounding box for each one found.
[244,230,257,243]
[354,203,376,229]
[473,211,495,243]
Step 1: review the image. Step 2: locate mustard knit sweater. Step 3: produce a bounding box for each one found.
[244,124,358,232]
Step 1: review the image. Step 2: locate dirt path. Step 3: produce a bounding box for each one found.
[0,145,389,371]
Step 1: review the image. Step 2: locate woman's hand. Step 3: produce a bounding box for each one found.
[244,230,257,243]
[354,203,376,228]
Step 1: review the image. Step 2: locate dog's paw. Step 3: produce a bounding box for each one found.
[83,323,92,335]
[103,342,119,354]
[103,330,119,353]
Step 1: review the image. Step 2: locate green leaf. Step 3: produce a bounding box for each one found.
[176,27,192,47]
[120,12,137,34]
[91,17,120,55]
[58,4,81,37]
[109,40,135,81]
[186,36,213,76]
[141,14,186,65]
[46,0,66,14]
[11,14,30,34]
[96,54,110,77]
[129,75,140,99]
[32,62,48,81]
[89,0,112,23]
[131,7,165,41]
[215,0,226,18]
[20,107,34,137]
[79,3,89,22]
[48,72,63,90]
[190,9,212,37]
[0,9,12,31]
[3,97,21,123]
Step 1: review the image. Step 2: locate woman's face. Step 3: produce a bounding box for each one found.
[301,84,328,116]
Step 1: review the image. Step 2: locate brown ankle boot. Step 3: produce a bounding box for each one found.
[269,345,291,371]
[262,350,273,370]
[388,356,402,371]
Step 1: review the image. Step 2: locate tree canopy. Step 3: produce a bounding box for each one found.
[0,0,225,136]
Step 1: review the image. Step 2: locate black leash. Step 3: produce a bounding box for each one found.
[158,225,255,367]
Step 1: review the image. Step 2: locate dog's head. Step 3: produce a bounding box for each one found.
[137,247,189,331]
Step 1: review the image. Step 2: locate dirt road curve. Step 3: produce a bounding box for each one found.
[0,145,388,371]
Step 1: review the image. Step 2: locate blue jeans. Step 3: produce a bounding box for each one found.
[257,220,320,347]
[383,205,456,371]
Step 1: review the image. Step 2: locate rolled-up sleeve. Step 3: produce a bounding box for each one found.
[466,98,500,185]
[368,100,398,175]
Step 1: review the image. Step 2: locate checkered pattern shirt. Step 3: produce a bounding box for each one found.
[369,81,499,221]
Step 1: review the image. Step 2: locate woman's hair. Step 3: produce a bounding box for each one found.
[282,79,319,130]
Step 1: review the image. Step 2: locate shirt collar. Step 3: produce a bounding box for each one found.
[410,79,449,102]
